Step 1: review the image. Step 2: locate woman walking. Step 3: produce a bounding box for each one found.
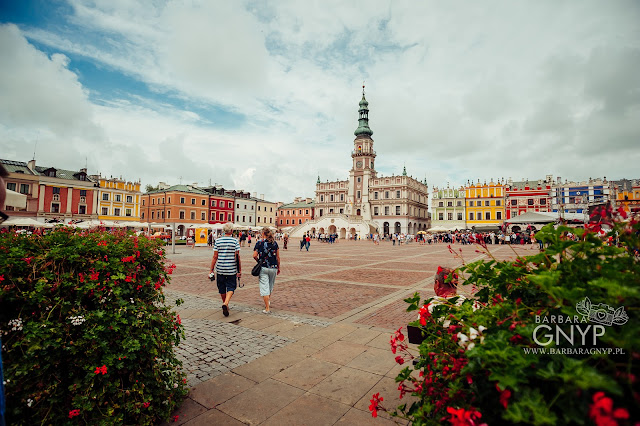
[253,227,280,314]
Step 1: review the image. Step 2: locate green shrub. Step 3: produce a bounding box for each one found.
[376,209,639,425]
[0,227,188,425]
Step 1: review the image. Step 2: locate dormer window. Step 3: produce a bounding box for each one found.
[45,168,57,177]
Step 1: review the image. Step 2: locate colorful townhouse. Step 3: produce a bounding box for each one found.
[201,185,235,224]
[141,184,209,236]
[551,177,612,216]
[613,179,640,215]
[464,179,506,230]
[276,198,315,228]
[431,184,466,230]
[95,176,142,222]
[504,176,553,220]
[1,159,41,219]
[255,196,277,227]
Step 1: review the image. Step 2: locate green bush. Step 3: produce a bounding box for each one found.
[376,209,639,425]
[0,227,188,425]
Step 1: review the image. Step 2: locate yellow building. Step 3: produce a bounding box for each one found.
[94,176,142,221]
[615,179,640,214]
[465,179,506,230]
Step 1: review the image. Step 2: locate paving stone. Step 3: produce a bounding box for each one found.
[160,398,207,426]
[339,327,382,345]
[312,341,368,366]
[354,376,419,421]
[309,366,382,406]
[272,357,340,390]
[335,408,407,425]
[261,392,351,426]
[347,347,396,376]
[189,372,256,408]
[216,379,305,425]
[182,409,246,426]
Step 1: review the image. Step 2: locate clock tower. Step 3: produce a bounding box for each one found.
[346,86,376,219]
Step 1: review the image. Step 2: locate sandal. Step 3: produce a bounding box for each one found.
[222,304,229,317]
[262,310,271,314]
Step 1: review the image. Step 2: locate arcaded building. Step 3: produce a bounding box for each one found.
[292,89,430,238]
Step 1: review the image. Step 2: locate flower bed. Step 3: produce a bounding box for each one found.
[0,227,187,425]
[373,208,639,425]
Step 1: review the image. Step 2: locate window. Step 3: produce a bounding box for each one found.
[357,177,361,183]
[497,212,502,220]
[439,201,444,207]
[151,212,155,219]
[340,194,344,201]
[457,201,462,206]
[374,192,378,200]
[305,209,309,215]
[299,209,302,214]
[219,213,224,221]
[357,191,361,199]
[249,216,252,222]
[286,219,290,225]
[152,198,155,205]
[141,212,145,219]
[211,200,217,207]
[47,170,55,177]
[180,197,185,204]
[457,212,463,220]
[485,212,491,220]
[319,209,323,216]
[244,204,247,209]
[485,200,490,206]
[540,199,547,205]
[258,217,261,223]
[142,199,146,206]
[438,213,444,220]
[190,211,196,220]
[168,197,171,203]
[396,206,401,215]
[528,199,534,206]
[511,199,517,206]
[20,184,30,194]
[385,206,390,215]
[242,215,246,222]
[115,194,121,202]
[374,207,379,216]
[227,213,231,221]
[330,195,334,201]
[339,208,344,214]
[201,212,205,220]
[228,202,232,208]
[79,205,86,215]
[114,208,121,216]
[269,218,273,223]
[102,207,108,215]
[179,211,185,219]
[320,195,324,202]
[52,187,61,194]
[385,191,389,199]
[167,211,171,219]
[469,201,473,207]
[53,194,60,201]
[270,207,273,212]
[191,198,196,205]
[447,201,453,207]
[126,195,132,203]
[469,212,474,220]
[6,182,16,191]
[51,202,61,213]
[202,199,206,206]
[447,212,452,220]
[123,208,131,217]
[396,190,401,198]
[298,219,302,224]
[237,203,240,208]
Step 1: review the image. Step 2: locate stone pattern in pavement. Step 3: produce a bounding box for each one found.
[176,318,293,386]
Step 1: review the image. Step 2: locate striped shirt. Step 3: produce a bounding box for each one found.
[213,236,240,275]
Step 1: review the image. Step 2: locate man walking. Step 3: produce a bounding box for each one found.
[210,223,241,317]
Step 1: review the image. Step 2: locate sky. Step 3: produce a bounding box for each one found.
[1,1,639,204]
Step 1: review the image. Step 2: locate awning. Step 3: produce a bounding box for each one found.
[5,189,27,209]
[508,212,556,224]
[1,217,49,227]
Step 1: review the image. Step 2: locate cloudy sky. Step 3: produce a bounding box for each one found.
[1,1,639,203]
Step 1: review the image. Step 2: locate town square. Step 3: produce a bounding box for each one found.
[1,1,640,425]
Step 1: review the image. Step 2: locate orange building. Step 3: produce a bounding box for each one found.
[276,198,315,229]
[141,184,210,236]
[614,179,640,214]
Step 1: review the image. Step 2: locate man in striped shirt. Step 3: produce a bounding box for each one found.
[210,223,241,317]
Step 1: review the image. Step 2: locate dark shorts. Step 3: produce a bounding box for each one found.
[216,274,237,294]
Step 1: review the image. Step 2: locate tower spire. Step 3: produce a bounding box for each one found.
[354,84,373,137]
[402,164,407,176]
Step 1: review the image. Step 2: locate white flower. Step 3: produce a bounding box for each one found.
[69,315,86,326]
[99,297,106,303]
[478,325,487,333]
[27,398,33,407]
[442,319,451,328]
[457,333,469,348]
[472,301,483,311]
[467,342,476,351]
[8,318,23,331]
[173,383,178,388]
[468,327,479,340]
[130,298,135,304]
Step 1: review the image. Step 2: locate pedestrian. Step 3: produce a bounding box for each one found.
[283,233,288,250]
[248,232,252,246]
[253,227,280,314]
[300,235,305,251]
[210,223,241,317]
[207,231,213,247]
[305,234,311,251]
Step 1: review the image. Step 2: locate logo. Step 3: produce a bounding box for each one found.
[576,297,628,326]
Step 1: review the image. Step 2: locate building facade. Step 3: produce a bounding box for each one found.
[255,197,277,227]
[505,176,553,220]
[295,89,429,238]
[276,198,315,228]
[551,177,612,218]
[613,179,640,214]
[141,184,209,236]
[232,191,256,228]
[1,159,41,219]
[202,186,235,224]
[431,185,466,230]
[95,176,142,222]
[465,179,506,230]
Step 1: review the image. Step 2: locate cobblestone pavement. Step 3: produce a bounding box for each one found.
[163,240,533,392]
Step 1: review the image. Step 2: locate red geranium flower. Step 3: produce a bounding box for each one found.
[496,383,511,409]
[446,406,482,426]
[369,392,384,418]
[68,409,80,418]
[395,355,405,365]
[589,392,629,426]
